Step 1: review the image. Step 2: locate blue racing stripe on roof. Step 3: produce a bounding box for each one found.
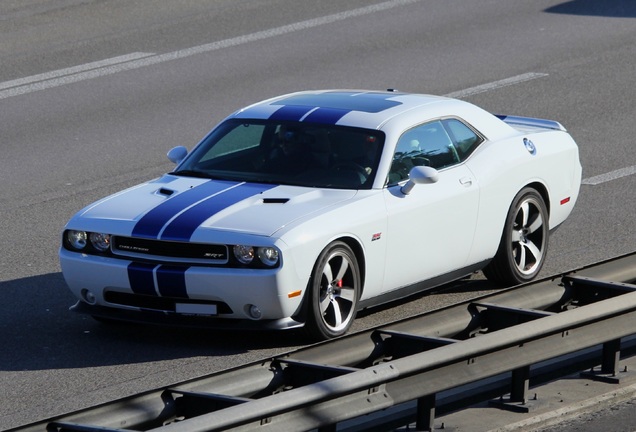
[159,183,276,241]
[264,92,403,125]
[269,105,315,122]
[132,181,239,239]
[156,265,188,298]
[303,107,349,124]
[274,92,402,114]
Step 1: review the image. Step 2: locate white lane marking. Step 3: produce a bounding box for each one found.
[5,18,629,188]
[444,72,549,99]
[582,165,636,185]
[0,52,154,91]
[0,0,421,100]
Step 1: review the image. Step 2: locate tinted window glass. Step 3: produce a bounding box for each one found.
[442,119,483,160]
[388,120,460,184]
[176,120,385,190]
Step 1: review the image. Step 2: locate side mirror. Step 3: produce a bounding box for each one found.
[167,146,188,164]
[401,166,439,195]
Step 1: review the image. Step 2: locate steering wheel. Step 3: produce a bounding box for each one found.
[396,150,430,166]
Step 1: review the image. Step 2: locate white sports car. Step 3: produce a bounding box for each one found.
[60,90,581,339]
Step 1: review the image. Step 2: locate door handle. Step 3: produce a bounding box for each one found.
[459,177,472,187]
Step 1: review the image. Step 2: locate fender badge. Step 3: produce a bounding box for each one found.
[371,233,382,242]
[523,138,537,155]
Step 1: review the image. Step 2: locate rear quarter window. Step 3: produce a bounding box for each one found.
[442,118,483,160]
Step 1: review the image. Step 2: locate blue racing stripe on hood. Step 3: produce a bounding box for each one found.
[160,182,276,241]
[132,180,240,239]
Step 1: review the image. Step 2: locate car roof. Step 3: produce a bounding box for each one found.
[230,90,466,130]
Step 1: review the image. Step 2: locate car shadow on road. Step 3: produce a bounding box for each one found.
[0,272,308,372]
[0,271,504,372]
[545,0,636,18]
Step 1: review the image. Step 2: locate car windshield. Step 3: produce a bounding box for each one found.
[173,119,385,190]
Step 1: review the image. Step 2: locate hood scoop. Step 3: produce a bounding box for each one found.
[263,198,289,204]
[157,188,175,196]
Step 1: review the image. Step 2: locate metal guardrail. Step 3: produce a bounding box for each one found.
[11,251,636,432]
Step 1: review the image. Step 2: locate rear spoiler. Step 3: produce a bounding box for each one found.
[495,114,566,132]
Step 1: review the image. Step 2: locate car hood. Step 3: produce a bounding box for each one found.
[70,175,358,240]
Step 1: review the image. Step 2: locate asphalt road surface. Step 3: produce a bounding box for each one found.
[1,0,635,429]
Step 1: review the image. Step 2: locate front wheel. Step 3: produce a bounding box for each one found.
[483,188,549,286]
[305,241,360,340]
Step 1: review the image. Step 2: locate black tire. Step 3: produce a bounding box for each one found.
[305,241,360,340]
[483,187,549,286]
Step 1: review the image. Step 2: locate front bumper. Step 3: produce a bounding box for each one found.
[71,301,305,331]
[59,248,308,324]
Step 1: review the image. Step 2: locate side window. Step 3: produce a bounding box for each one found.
[415,121,458,169]
[388,120,459,184]
[442,119,483,160]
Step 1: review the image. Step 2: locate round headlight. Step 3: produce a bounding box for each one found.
[257,247,279,267]
[66,230,88,250]
[233,245,255,265]
[89,232,111,252]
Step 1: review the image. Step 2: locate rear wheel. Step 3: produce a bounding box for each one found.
[305,241,360,340]
[483,188,549,286]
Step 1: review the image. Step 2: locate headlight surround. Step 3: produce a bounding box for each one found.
[66,230,88,251]
[89,232,111,252]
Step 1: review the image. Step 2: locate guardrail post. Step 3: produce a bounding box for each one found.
[415,393,435,431]
[510,365,530,404]
[489,365,534,413]
[581,338,626,383]
[601,338,620,375]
